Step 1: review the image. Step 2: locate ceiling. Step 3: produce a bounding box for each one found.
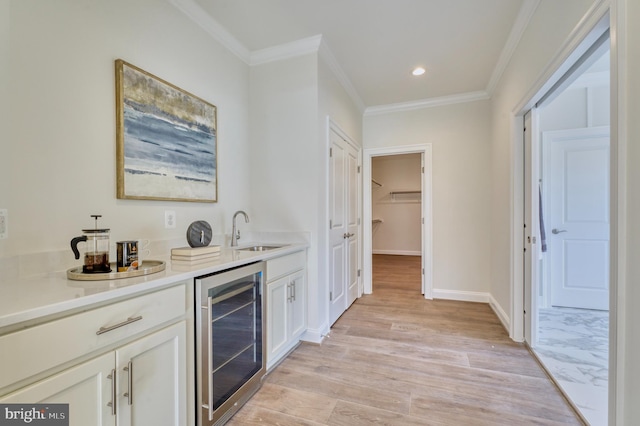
[182,0,531,111]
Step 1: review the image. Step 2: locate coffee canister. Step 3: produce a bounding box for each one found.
[117,241,139,272]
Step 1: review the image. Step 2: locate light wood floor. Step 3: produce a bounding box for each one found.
[229,254,583,425]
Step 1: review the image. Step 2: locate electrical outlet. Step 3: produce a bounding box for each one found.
[0,209,7,239]
[165,210,176,229]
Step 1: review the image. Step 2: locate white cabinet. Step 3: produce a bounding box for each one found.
[0,323,185,426]
[0,352,114,425]
[116,322,186,426]
[266,250,307,370]
[0,282,189,426]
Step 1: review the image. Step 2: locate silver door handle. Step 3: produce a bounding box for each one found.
[107,369,116,415]
[552,229,567,234]
[343,233,354,239]
[96,316,143,335]
[123,361,133,405]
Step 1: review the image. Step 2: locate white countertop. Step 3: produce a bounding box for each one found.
[0,243,307,332]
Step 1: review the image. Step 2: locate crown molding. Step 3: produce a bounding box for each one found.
[486,0,540,95]
[364,0,540,116]
[250,35,322,66]
[169,0,520,116]
[364,91,490,116]
[168,0,251,63]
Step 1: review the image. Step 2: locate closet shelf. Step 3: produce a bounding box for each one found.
[389,190,421,195]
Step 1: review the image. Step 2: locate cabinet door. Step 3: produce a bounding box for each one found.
[0,352,115,426]
[115,322,186,426]
[267,276,289,364]
[289,271,306,340]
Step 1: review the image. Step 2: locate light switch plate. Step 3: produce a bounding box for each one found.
[0,209,7,239]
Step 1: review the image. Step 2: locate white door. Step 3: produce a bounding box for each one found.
[346,143,360,307]
[289,270,307,339]
[266,276,289,362]
[0,352,115,426]
[329,132,347,325]
[329,127,360,325]
[116,322,186,426]
[543,127,610,310]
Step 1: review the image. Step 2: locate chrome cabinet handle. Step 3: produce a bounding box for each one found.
[123,361,133,405]
[287,283,292,303]
[291,280,296,302]
[96,316,143,335]
[107,369,116,415]
[552,229,567,234]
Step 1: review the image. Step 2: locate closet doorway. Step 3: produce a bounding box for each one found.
[372,154,422,293]
[362,145,432,298]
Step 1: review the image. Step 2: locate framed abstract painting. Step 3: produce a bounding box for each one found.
[115,59,217,202]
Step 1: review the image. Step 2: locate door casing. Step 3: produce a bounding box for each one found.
[362,144,432,298]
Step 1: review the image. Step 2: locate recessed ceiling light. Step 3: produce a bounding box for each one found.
[412,67,426,76]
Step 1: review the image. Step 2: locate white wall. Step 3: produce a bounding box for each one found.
[364,100,492,296]
[248,48,363,342]
[0,0,251,264]
[0,0,9,234]
[540,76,610,131]
[248,53,323,337]
[371,154,422,255]
[488,0,596,320]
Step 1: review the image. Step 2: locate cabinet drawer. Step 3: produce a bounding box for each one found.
[266,250,305,282]
[0,283,186,391]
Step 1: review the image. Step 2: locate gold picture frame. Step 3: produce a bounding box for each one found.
[115,59,217,202]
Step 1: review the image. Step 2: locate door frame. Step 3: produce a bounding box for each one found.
[362,144,432,298]
[511,0,611,340]
[510,3,621,424]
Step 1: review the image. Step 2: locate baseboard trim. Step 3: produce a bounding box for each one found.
[489,294,511,334]
[432,289,490,303]
[301,323,329,344]
[372,250,421,256]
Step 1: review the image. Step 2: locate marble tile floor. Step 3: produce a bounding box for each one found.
[533,307,609,426]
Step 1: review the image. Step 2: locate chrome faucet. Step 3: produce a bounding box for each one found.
[231,210,249,247]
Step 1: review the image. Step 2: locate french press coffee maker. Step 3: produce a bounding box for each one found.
[70,215,111,273]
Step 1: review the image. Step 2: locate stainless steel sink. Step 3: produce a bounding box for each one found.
[236,245,286,252]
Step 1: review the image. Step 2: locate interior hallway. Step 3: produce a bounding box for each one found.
[230,254,582,425]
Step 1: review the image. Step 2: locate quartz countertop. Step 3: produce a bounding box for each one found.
[0,243,307,332]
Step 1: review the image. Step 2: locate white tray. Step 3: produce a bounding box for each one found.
[67,260,166,281]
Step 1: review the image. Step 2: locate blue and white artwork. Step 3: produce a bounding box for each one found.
[116,60,217,202]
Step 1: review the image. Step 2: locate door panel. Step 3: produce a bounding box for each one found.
[116,322,186,426]
[0,353,114,426]
[544,127,609,310]
[329,130,347,325]
[347,144,359,306]
[330,243,345,313]
[328,128,360,325]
